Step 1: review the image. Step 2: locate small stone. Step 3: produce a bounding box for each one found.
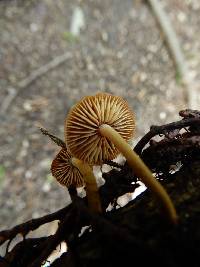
[177,12,187,23]
[159,112,167,120]
[42,182,51,192]
[30,23,38,32]
[23,101,32,111]
[25,170,32,179]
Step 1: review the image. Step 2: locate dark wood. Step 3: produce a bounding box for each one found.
[1,109,200,267]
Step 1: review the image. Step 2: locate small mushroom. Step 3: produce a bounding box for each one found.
[51,148,84,187]
[65,93,178,224]
[51,148,102,213]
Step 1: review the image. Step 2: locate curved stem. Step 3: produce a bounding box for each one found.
[72,158,102,213]
[99,124,178,224]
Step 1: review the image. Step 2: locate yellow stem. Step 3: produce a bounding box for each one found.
[71,158,102,213]
[99,124,178,224]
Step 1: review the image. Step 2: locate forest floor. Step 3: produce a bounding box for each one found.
[0,0,200,232]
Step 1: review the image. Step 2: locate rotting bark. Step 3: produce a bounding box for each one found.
[1,109,200,267]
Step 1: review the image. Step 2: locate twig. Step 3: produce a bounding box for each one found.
[5,236,50,267]
[0,159,136,247]
[18,52,72,90]
[0,205,71,246]
[29,207,78,267]
[146,0,199,108]
[179,109,200,119]
[68,185,78,202]
[39,127,66,148]
[134,117,200,155]
[1,52,72,114]
[104,160,123,169]
[5,239,12,254]
[5,196,138,267]
[0,87,17,114]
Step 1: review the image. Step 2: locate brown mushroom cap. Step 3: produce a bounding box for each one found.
[65,93,135,165]
[51,148,84,187]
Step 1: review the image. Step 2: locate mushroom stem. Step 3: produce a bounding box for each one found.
[71,158,102,213]
[99,124,178,224]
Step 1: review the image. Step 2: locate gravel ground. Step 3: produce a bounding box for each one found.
[0,0,199,230]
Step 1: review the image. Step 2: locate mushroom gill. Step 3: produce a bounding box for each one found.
[51,148,84,187]
[65,93,135,165]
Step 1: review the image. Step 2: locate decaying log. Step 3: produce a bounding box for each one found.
[1,109,200,267]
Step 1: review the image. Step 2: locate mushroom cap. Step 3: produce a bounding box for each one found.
[65,92,135,165]
[51,148,85,187]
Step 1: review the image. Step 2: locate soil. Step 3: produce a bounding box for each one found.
[0,0,200,231]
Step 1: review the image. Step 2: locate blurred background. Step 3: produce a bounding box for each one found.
[0,0,200,231]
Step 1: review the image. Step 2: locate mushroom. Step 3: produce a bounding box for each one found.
[65,92,178,224]
[51,148,84,187]
[51,148,102,213]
